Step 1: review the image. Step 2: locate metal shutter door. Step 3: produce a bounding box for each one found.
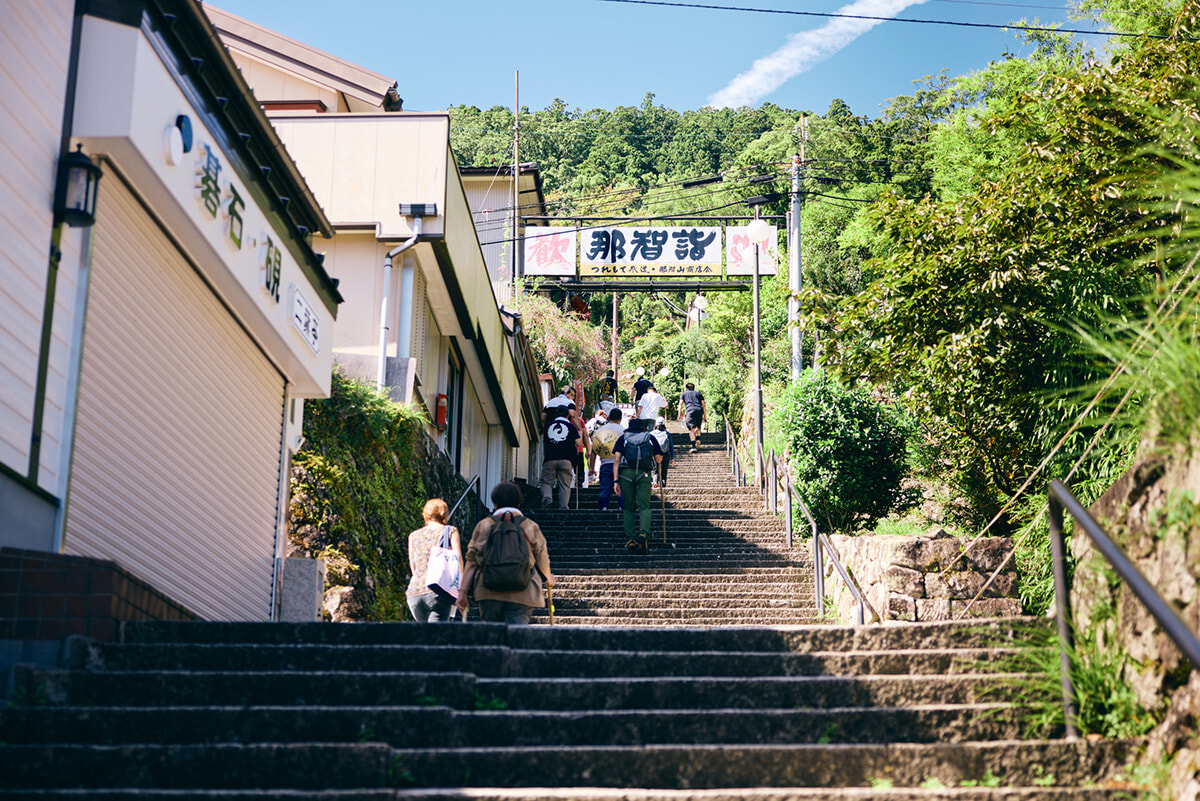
[64,175,285,621]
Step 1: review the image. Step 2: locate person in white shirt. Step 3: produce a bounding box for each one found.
[637,383,667,420]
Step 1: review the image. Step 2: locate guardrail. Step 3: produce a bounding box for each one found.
[1047,479,1200,739]
[447,474,481,529]
[724,421,869,625]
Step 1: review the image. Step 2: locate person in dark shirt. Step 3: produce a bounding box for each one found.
[632,373,651,403]
[540,408,579,508]
[679,382,708,453]
[598,369,618,401]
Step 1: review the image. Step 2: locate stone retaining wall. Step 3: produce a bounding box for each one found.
[825,529,1022,624]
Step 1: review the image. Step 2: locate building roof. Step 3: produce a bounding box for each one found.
[203,4,402,112]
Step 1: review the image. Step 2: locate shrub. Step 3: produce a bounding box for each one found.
[288,370,428,620]
[778,371,916,532]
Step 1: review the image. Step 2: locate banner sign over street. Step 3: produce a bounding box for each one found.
[523,224,776,278]
[523,227,577,276]
[725,225,779,276]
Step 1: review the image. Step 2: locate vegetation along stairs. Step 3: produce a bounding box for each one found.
[0,428,1143,797]
[524,429,818,626]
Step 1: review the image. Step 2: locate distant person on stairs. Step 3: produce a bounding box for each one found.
[598,369,618,402]
[613,417,663,554]
[570,403,591,491]
[632,372,651,403]
[458,481,555,625]
[650,416,675,489]
[406,498,463,623]
[540,404,579,509]
[636,383,667,421]
[679,382,707,453]
[585,406,608,482]
[591,406,625,512]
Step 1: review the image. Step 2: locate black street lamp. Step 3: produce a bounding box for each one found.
[54,145,101,228]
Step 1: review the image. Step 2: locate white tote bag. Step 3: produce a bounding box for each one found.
[424,525,461,600]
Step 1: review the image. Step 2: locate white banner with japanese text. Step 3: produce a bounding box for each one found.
[522,226,577,276]
[580,226,722,276]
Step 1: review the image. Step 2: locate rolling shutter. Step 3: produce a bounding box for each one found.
[64,174,285,621]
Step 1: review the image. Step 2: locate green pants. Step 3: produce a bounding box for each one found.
[618,466,653,540]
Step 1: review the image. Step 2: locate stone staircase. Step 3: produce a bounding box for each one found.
[0,619,1139,798]
[0,429,1144,798]
[523,430,820,626]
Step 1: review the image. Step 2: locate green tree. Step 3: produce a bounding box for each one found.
[831,10,1200,525]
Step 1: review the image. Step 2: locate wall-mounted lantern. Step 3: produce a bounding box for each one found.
[54,145,102,228]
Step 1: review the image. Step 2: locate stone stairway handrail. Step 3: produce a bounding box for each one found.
[726,417,874,626]
[1048,478,1200,740]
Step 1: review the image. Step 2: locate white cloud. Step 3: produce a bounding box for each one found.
[707,0,929,108]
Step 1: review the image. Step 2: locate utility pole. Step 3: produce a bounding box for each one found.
[612,291,619,374]
[512,71,520,300]
[789,115,806,380]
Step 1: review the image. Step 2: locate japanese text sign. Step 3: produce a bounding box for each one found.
[725,225,779,276]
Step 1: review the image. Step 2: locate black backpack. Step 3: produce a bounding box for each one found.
[621,429,656,474]
[479,513,532,592]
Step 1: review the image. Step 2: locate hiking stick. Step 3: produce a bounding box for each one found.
[660,461,666,543]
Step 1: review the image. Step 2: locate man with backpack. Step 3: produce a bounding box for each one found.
[612,417,663,554]
[457,481,555,624]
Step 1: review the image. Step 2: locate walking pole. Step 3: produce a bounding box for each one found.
[660,461,666,543]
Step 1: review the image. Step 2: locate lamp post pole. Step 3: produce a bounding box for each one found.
[752,209,763,482]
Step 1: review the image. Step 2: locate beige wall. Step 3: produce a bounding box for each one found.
[0,0,74,487]
[272,114,449,240]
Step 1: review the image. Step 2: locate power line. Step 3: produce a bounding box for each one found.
[595,0,1166,39]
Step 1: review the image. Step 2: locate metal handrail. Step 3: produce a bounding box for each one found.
[447,474,481,524]
[1048,479,1200,739]
[725,422,869,625]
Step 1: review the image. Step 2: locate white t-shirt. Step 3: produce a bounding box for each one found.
[637,391,667,420]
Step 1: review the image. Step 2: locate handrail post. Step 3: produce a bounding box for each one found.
[768,450,777,514]
[813,533,824,614]
[1048,491,1080,740]
[784,475,793,549]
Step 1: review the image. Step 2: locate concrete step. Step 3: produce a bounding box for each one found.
[25,669,1030,710]
[2,704,1034,746]
[109,619,1047,652]
[0,740,1136,791]
[0,789,1140,800]
[392,740,1136,789]
[472,673,1035,710]
[85,643,1025,677]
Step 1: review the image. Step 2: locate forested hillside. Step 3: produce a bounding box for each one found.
[448,1,1198,617]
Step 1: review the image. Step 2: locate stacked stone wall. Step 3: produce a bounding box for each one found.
[826,530,1022,624]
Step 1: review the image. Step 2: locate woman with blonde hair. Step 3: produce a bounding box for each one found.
[406,498,463,622]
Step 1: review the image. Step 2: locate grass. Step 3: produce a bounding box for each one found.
[975,618,1160,740]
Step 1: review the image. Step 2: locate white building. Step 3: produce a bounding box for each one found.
[206,6,545,492]
[1,0,340,644]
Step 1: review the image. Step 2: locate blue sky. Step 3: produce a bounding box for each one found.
[208,0,1109,118]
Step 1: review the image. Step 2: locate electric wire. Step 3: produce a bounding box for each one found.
[596,0,1169,39]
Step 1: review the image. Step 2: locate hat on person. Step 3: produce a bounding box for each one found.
[655,416,665,426]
